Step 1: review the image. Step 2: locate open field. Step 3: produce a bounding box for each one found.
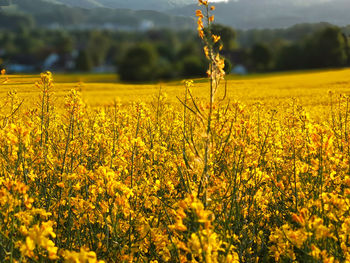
[1,70,350,262]
[3,69,350,111]
[2,0,350,260]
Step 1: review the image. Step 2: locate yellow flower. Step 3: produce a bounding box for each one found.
[25,237,35,251]
[196,10,204,18]
[57,182,65,188]
[64,248,105,263]
[212,34,221,43]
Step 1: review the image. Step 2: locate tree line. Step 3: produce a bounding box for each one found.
[0,23,349,81]
[244,26,349,72]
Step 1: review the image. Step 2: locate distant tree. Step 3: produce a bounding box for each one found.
[224,57,232,74]
[250,43,272,71]
[276,44,304,70]
[179,55,207,78]
[211,24,237,52]
[342,33,350,66]
[86,31,111,67]
[304,27,347,68]
[0,13,35,31]
[178,41,201,59]
[76,50,93,72]
[15,32,44,55]
[119,43,158,82]
[55,33,74,54]
[157,59,176,80]
[156,43,176,62]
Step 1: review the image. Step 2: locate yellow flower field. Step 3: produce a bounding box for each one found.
[1,1,350,261]
[3,68,350,109]
[0,67,350,262]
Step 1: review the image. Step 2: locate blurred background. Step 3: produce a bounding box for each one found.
[1,0,350,81]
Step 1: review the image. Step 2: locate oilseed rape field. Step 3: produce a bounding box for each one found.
[1,68,350,262]
[2,1,350,263]
[5,69,350,107]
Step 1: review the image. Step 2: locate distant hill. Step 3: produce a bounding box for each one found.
[4,0,350,31]
[168,0,350,29]
[2,0,195,30]
[42,0,195,10]
[50,0,104,9]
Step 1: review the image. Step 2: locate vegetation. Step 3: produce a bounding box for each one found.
[0,0,194,30]
[169,0,350,30]
[1,1,350,262]
[1,20,350,80]
[2,62,350,263]
[119,43,159,82]
[2,68,350,107]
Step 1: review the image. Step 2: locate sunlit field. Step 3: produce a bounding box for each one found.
[2,0,350,261]
[1,67,350,262]
[4,68,350,111]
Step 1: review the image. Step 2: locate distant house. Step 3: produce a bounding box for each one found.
[42,51,78,72]
[222,49,250,74]
[232,64,247,75]
[7,54,38,73]
[43,53,60,70]
[7,64,35,73]
[139,20,154,31]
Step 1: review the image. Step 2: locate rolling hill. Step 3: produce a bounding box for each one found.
[2,0,195,30]
[168,0,350,29]
[4,0,350,30]
[41,0,195,10]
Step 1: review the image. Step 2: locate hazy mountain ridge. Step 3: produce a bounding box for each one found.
[168,0,350,29]
[3,0,350,30]
[2,0,195,30]
[41,0,350,29]
[54,0,105,8]
[42,0,195,10]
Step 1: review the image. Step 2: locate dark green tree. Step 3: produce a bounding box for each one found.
[342,33,350,66]
[119,43,158,82]
[211,24,237,52]
[86,31,111,67]
[250,43,272,71]
[276,44,304,70]
[0,13,35,31]
[224,57,232,74]
[54,33,74,54]
[75,50,93,72]
[177,41,201,59]
[179,55,207,78]
[304,27,347,68]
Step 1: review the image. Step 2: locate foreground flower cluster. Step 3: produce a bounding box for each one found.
[0,70,349,263]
